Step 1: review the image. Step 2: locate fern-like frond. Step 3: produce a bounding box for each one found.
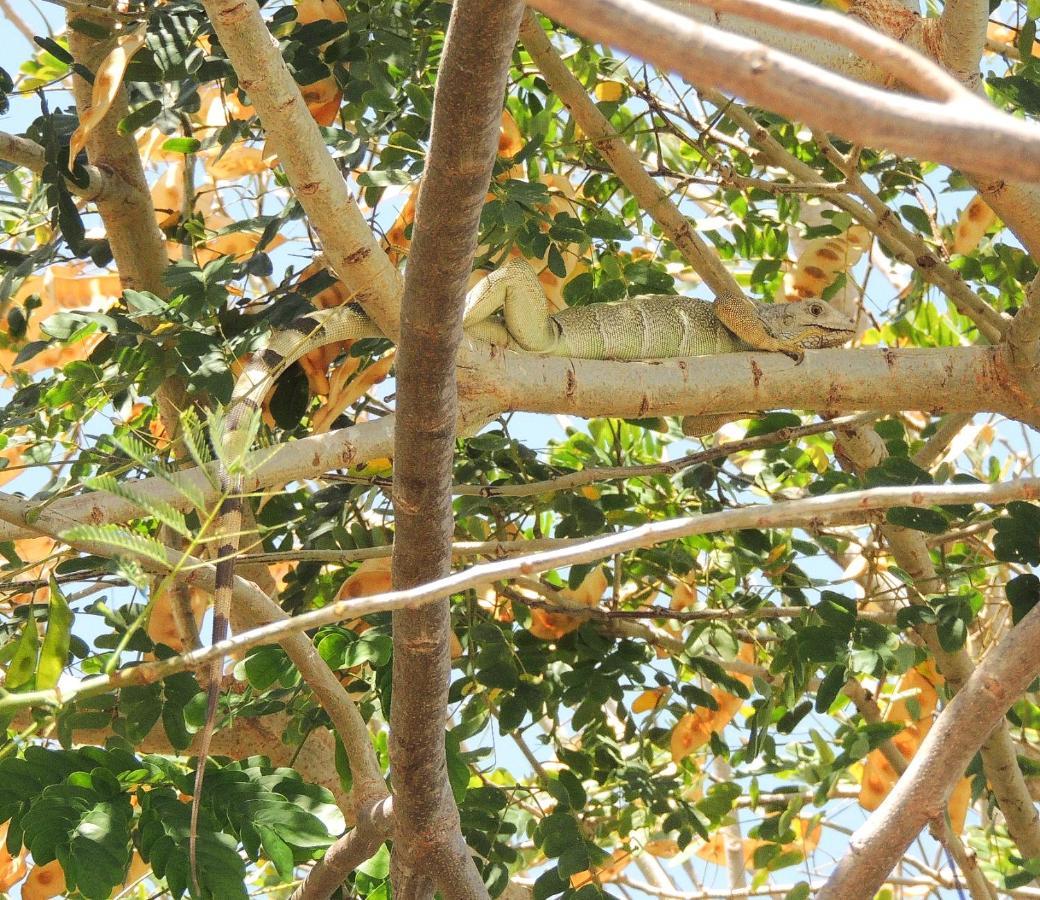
[110,432,173,478]
[62,524,172,569]
[179,408,218,489]
[208,405,261,474]
[84,475,190,538]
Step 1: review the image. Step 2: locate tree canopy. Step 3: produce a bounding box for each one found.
[0,0,1039,898]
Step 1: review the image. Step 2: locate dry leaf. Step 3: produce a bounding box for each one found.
[22,859,66,900]
[338,557,392,599]
[570,848,633,887]
[631,688,667,713]
[69,25,149,166]
[784,224,870,301]
[951,195,999,255]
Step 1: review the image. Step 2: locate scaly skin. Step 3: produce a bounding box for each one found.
[189,258,855,889]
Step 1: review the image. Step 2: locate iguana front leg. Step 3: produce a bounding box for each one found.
[714,292,805,363]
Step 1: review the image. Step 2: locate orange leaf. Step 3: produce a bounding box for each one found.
[951,195,998,255]
[69,25,148,166]
[631,688,667,714]
[296,0,348,24]
[0,824,27,891]
[643,838,680,858]
[312,351,395,434]
[338,557,392,599]
[670,578,696,611]
[22,859,66,900]
[498,109,523,157]
[527,608,582,641]
[560,566,607,608]
[570,848,632,887]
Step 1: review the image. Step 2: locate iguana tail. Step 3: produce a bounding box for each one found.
[189,303,382,893]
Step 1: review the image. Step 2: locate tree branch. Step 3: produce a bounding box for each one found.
[290,798,394,900]
[200,0,403,333]
[819,595,1040,898]
[676,0,963,101]
[471,345,1037,425]
[7,476,1040,717]
[0,130,137,204]
[387,1,523,897]
[0,415,397,544]
[527,0,1040,181]
[0,493,389,811]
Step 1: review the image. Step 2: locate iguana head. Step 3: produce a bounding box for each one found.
[764,298,857,349]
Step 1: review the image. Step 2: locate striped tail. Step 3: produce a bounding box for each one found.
[188,303,380,891]
[189,476,240,895]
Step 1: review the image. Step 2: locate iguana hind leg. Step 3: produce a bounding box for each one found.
[463,258,559,352]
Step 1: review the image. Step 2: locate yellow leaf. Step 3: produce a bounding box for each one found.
[69,25,148,166]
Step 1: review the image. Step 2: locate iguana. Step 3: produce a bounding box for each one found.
[189,257,854,888]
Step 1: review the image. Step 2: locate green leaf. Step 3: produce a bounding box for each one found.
[863,457,932,488]
[118,99,163,135]
[61,524,172,568]
[7,606,39,691]
[34,35,74,64]
[445,731,470,804]
[122,289,168,316]
[20,783,133,899]
[533,865,568,900]
[139,791,247,900]
[85,474,190,538]
[815,663,847,713]
[777,700,813,734]
[994,502,1040,564]
[933,596,972,652]
[547,243,567,278]
[885,506,949,534]
[241,646,295,691]
[37,577,73,690]
[257,822,294,879]
[1007,574,1040,625]
[557,841,590,877]
[899,204,932,234]
[161,136,202,154]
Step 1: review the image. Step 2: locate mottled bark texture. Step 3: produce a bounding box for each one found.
[388,2,524,898]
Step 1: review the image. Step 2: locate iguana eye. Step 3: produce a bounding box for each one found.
[808,302,823,316]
